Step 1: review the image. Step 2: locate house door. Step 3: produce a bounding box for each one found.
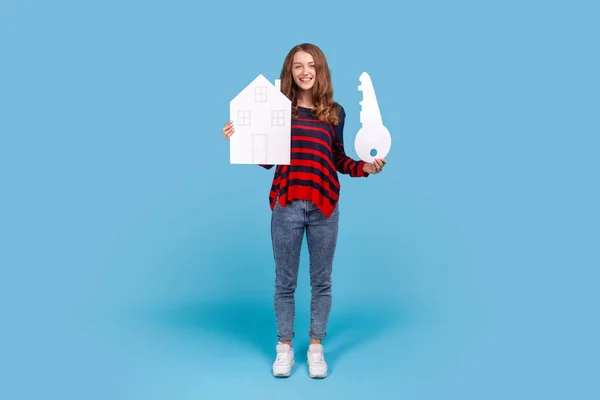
[252,134,267,164]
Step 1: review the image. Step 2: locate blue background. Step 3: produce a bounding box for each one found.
[1,0,598,399]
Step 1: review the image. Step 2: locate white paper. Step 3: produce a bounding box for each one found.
[229,74,291,165]
[354,72,392,162]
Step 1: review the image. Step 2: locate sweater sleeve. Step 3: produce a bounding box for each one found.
[332,105,369,177]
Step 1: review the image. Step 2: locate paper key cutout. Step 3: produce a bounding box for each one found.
[354,72,391,162]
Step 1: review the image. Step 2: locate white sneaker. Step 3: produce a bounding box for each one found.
[273,343,294,377]
[307,344,327,378]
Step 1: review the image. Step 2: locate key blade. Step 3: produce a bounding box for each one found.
[358,72,383,125]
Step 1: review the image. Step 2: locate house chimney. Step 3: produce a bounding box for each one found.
[275,79,281,91]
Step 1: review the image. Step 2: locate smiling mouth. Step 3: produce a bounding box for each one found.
[299,77,312,83]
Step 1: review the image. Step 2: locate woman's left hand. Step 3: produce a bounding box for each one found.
[363,158,387,175]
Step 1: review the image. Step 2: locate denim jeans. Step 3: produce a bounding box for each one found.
[271,198,339,341]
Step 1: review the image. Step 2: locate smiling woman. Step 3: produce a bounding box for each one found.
[279,45,339,124]
[221,43,387,379]
[292,51,315,89]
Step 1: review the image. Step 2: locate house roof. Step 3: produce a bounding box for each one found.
[231,74,290,105]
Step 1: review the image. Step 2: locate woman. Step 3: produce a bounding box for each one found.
[222,43,386,378]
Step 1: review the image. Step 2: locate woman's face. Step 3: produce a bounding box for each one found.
[292,50,316,92]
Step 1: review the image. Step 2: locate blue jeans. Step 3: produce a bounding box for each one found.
[271,199,339,342]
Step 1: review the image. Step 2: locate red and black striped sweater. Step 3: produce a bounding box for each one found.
[261,104,368,217]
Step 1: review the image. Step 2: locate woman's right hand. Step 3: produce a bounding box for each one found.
[223,121,235,140]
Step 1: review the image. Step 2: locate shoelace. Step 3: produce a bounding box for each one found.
[308,351,325,365]
[275,352,290,364]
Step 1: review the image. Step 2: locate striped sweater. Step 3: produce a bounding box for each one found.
[261,104,368,217]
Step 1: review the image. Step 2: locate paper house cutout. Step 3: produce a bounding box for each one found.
[229,74,292,165]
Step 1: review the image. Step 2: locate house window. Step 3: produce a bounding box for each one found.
[237,110,251,126]
[255,86,267,102]
[271,110,285,126]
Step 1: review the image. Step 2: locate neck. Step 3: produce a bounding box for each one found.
[296,90,314,108]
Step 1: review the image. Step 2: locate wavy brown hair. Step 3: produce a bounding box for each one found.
[279,43,340,125]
